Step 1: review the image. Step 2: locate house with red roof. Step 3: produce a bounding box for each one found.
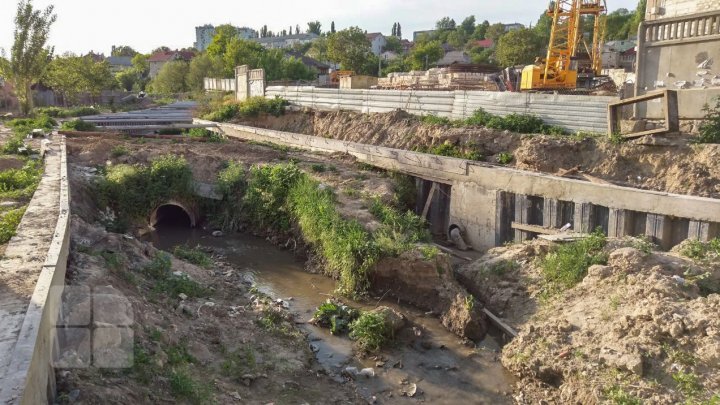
[473,39,495,49]
[148,50,196,78]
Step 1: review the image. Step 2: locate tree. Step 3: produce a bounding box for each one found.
[306,36,329,61]
[396,23,402,38]
[4,0,56,115]
[187,53,224,92]
[472,20,490,40]
[534,12,553,46]
[460,16,476,36]
[485,23,507,43]
[382,36,403,54]
[446,29,466,49]
[407,40,443,70]
[392,23,397,37]
[151,60,190,94]
[494,28,542,67]
[605,9,633,40]
[330,21,336,34]
[326,27,373,72]
[222,39,264,76]
[151,46,171,54]
[296,24,301,35]
[436,17,456,31]
[307,21,322,35]
[111,45,138,57]
[207,24,238,57]
[44,54,116,104]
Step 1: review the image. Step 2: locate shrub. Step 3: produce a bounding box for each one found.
[201,96,288,122]
[312,301,360,335]
[698,99,720,143]
[464,108,495,126]
[349,311,391,352]
[370,198,430,255]
[497,152,514,165]
[541,229,608,289]
[421,114,453,126]
[418,141,483,161]
[61,119,97,132]
[681,238,720,260]
[110,145,129,158]
[143,253,208,298]
[243,163,302,231]
[0,160,42,200]
[185,128,223,142]
[212,161,246,230]
[173,245,212,268]
[0,208,26,244]
[36,106,99,118]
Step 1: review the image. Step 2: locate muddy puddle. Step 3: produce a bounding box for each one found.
[145,224,514,404]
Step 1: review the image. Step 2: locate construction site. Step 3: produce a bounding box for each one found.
[0,0,719,404]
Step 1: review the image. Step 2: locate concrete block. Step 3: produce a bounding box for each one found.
[688,221,720,241]
[646,214,673,249]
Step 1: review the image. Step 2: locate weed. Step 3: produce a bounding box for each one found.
[185,128,224,142]
[541,229,608,290]
[154,274,208,299]
[257,308,300,338]
[202,96,289,122]
[166,343,195,366]
[110,145,130,158]
[464,295,475,311]
[680,238,720,261]
[663,343,697,367]
[168,368,212,404]
[482,259,518,276]
[370,198,430,256]
[310,163,326,173]
[349,311,391,352]
[421,114,453,126]
[312,301,360,335]
[417,141,483,161]
[148,328,163,342]
[604,385,642,405]
[244,163,302,231]
[35,106,99,118]
[342,188,359,197]
[101,251,124,270]
[389,172,417,211]
[212,161,246,230]
[609,132,625,145]
[173,245,212,268]
[419,245,440,260]
[609,295,621,311]
[630,235,657,255]
[497,152,514,165]
[673,371,703,398]
[697,100,720,144]
[0,159,42,200]
[143,254,172,279]
[0,208,25,244]
[60,119,96,132]
[221,346,257,377]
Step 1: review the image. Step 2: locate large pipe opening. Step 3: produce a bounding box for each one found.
[151,204,195,228]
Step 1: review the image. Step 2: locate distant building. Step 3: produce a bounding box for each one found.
[413,30,436,42]
[436,51,471,67]
[253,33,319,49]
[148,50,196,78]
[194,24,258,51]
[285,51,330,75]
[601,40,636,71]
[400,39,414,53]
[106,56,133,73]
[503,23,524,32]
[380,51,400,61]
[366,33,387,55]
[472,39,495,49]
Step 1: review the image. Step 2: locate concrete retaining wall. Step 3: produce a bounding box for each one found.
[265,86,616,133]
[0,137,70,405]
[200,119,720,251]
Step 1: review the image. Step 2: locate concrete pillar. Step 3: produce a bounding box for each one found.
[543,198,563,229]
[514,194,531,242]
[688,221,720,242]
[574,203,594,233]
[646,214,672,250]
[235,65,249,101]
[608,208,632,238]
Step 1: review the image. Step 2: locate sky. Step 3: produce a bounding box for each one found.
[1,0,640,55]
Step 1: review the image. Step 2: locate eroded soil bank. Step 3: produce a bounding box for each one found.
[239,110,720,198]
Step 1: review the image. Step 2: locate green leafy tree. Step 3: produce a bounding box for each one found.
[151,60,190,94]
[306,36,329,61]
[392,23,397,37]
[495,28,542,67]
[486,23,507,43]
[534,12,553,46]
[472,20,490,40]
[115,69,139,91]
[460,16,476,36]
[605,9,633,40]
[207,24,239,57]
[44,54,116,104]
[436,17,456,31]
[446,29,466,49]
[382,36,403,54]
[151,46,171,54]
[407,40,443,70]
[330,21,336,34]
[4,0,56,115]
[222,38,264,76]
[307,21,322,35]
[326,27,372,72]
[187,53,224,92]
[111,45,138,57]
[396,23,402,38]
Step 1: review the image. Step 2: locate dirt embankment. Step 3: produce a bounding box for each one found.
[242,110,720,199]
[457,240,720,404]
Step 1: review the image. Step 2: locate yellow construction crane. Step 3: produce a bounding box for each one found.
[521,0,607,91]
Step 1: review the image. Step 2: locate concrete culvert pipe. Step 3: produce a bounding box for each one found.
[149,202,197,228]
[448,224,469,251]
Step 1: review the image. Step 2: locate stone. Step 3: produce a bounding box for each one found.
[372,306,406,334]
[212,230,223,237]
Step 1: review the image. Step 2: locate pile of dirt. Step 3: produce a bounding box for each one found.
[245,110,720,198]
[458,240,720,404]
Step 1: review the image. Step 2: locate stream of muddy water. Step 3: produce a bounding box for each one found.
[146,225,514,404]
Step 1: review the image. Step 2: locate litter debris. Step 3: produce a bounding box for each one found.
[671,275,686,286]
[178,293,188,301]
[402,383,418,397]
[212,230,223,237]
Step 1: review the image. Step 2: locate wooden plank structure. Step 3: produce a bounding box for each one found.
[607,90,679,139]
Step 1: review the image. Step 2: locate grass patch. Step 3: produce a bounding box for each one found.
[0,208,25,244]
[680,238,720,261]
[482,259,518,277]
[604,385,642,405]
[310,163,326,173]
[35,106,99,118]
[60,119,96,132]
[697,99,720,144]
[173,245,212,268]
[312,300,360,335]
[110,145,130,158]
[369,198,430,256]
[673,371,703,398]
[142,253,209,299]
[349,311,391,352]
[458,108,567,135]
[497,152,514,165]
[540,229,608,291]
[185,128,224,142]
[416,141,483,161]
[202,96,289,122]
[4,115,56,155]
[0,159,42,200]
[419,245,440,260]
[168,368,212,404]
[221,346,257,377]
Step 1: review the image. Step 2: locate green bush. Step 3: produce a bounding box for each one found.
[173,245,212,268]
[201,96,289,122]
[0,160,43,199]
[370,198,430,255]
[35,106,99,118]
[464,108,495,126]
[312,301,360,335]
[185,128,223,142]
[421,114,453,126]
[110,145,130,158]
[426,108,569,135]
[349,311,391,352]
[0,208,26,244]
[698,100,720,143]
[417,141,484,161]
[681,238,720,260]
[497,152,514,165]
[61,119,97,132]
[98,155,195,222]
[541,229,608,290]
[243,163,302,231]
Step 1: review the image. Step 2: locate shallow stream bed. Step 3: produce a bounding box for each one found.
[146,224,515,404]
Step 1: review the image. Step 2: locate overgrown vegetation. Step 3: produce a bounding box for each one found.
[173,245,212,268]
[680,238,720,261]
[0,159,42,200]
[419,108,567,135]
[0,208,25,244]
[60,119,96,132]
[185,128,223,142]
[35,106,99,118]
[97,155,195,227]
[540,229,608,291]
[698,100,720,144]
[312,300,360,335]
[3,115,55,155]
[369,198,431,255]
[348,311,391,352]
[415,141,483,161]
[211,161,246,230]
[497,152,514,165]
[142,253,209,299]
[201,96,289,122]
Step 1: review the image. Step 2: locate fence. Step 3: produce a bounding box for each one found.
[204,78,236,92]
[265,86,616,133]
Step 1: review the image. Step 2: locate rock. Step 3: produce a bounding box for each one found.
[343,367,359,378]
[359,368,375,377]
[440,294,487,341]
[372,306,406,334]
[584,265,612,283]
[284,381,300,389]
[402,383,418,397]
[450,228,469,251]
[669,321,685,338]
[212,231,224,237]
[178,293,188,301]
